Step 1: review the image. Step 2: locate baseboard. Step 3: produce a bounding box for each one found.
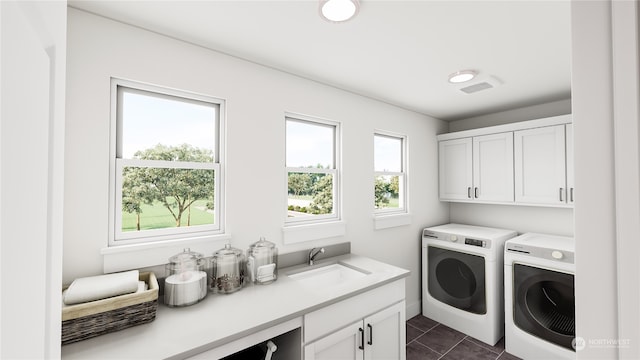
[406,299,421,319]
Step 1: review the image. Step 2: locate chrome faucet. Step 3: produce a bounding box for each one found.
[308,247,325,266]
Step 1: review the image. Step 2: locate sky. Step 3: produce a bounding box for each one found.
[122,90,401,171]
[121,91,216,159]
[286,120,334,168]
[374,134,402,172]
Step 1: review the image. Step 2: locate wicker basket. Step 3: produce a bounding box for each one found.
[61,272,159,345]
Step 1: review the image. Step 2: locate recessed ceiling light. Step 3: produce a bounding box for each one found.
[448,70,477,83]
[319,0,360,23]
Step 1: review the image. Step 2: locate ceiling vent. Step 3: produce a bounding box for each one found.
[455,75,502,94]
[460,82,493,94]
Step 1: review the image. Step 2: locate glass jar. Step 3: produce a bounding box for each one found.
[246,237,278,285]
[211,243,246,293]
[164,248,208,307]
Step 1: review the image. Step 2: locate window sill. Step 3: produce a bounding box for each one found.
[373,213,412,230]
[101,233,232,273]
[282,221,346,245]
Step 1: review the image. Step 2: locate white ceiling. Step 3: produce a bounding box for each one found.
[69,0,572,121]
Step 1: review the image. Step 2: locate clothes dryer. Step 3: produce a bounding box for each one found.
[421,223,517,345]
[504,233,576,360]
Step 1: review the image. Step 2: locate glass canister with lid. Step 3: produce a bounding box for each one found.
[164,248,208,307]
[211,243,246,293]
[246,236,278,285]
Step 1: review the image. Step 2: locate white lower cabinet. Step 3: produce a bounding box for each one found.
[304,321,363,360]
[304,302,405,360]
[303,280,406,360]
[364,302,406,360]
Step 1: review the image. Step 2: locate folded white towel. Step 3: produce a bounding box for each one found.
[63,270,140,305]
[63,280,147,308]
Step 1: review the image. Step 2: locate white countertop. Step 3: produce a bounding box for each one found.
[61,254,409,359]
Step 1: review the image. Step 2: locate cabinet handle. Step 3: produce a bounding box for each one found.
[474,187,479,199]
[367,324,373,345]
[570,188,574,202]
[467,187,471,199]
[359,327,364,350]
[559,188,564,202]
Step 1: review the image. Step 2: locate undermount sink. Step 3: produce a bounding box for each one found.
[287,263,368,288]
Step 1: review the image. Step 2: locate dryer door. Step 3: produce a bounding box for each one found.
[513,263,575,351]
[428,246,486,314]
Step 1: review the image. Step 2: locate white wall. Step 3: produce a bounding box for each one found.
[1,1,66,358]
[611,1,640,358]
[448,98,571,132]
[449,203,573,236]
[64,8,448,316]
[572,1,640,358]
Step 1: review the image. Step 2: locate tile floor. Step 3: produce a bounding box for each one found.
[406,315,522,360]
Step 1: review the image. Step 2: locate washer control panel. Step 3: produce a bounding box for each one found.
[465,238,486,247]
[422,229,490,248]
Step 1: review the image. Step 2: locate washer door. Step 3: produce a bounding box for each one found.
[513,263,575,351]
[428,246,486,314]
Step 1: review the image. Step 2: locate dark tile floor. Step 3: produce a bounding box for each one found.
[406,315,522,360]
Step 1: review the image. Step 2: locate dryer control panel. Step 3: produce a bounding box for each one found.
[506,243,575,264]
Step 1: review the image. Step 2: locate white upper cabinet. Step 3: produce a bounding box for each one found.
[439,133,513,203]
[439,138,472,200]
[473,133,514,202]
[566,123,575,204]
[437,115,573,208]
[514,125,567,205]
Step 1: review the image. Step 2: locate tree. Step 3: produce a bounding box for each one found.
[310,174,333,214]
[288,173,312,196]
[127,144,215,228]
[389,175,400,198]
[374,176,390,208]
[122,167,155,230]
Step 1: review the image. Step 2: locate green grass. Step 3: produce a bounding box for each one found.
[122,199,214,232]
[288,194,313,200]
[376,196,400,209]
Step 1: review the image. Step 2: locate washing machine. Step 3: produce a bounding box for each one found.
[421,223,517,345]
[504,233,575,360]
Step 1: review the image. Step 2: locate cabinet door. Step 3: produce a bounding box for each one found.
[364,302,406,360]
[566,124,575,204]
[514,125,567,205]
[304,321,364,360]
[472,133,514,202]
[439,138,473,200]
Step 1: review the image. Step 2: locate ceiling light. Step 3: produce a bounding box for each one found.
[448,70,477,83]
[319,0,360,23]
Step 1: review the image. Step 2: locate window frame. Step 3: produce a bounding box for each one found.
[284,114,341,226]
[109,78,225,247]
[373,130,408,216]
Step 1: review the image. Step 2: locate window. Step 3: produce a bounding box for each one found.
[110,79,224,246]
[285,115,340,225]
[374,132,407,214]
